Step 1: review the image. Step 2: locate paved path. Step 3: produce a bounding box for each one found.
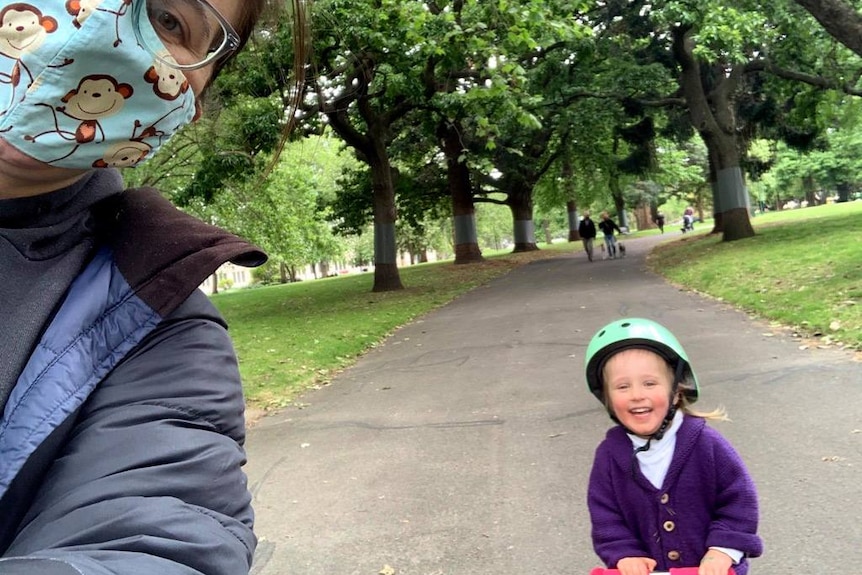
[244,233,861,575]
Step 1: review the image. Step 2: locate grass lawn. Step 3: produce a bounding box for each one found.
[648,201,861,351]
[213,202,860,410]
[213,246,571,409]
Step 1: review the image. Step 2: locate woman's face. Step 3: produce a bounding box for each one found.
[603,348,675,438]
[0,0,249,198]
[180,0,244,96]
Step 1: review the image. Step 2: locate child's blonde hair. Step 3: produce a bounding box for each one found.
[676,375,729,421]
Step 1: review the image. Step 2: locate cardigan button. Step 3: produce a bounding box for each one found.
[663,520,676,532]
[660,493,669,504]
[668,550,680,561]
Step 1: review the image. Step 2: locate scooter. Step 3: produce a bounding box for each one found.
[590,568,735,575]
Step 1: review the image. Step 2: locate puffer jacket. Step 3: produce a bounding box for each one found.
[0,187,265,574]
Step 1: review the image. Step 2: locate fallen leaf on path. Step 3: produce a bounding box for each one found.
[379,565,396,575]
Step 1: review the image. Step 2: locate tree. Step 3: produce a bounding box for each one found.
[794,0,862,57]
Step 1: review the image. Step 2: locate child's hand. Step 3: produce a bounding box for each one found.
[616,556,657,575]
[699,548,733,575]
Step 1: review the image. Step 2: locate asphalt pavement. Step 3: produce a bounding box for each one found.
[244,232,861,575]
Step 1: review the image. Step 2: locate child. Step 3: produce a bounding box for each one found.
[584,318,763,575]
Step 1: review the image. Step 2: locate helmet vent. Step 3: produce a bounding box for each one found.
[620,322,631,328]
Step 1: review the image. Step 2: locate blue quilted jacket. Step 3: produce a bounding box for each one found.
[0,188,265,574]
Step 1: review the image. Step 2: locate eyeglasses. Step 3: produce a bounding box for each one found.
[133,0,241,71]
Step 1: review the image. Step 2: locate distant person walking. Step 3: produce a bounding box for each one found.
[578,211,597,262]
[654,212,665,234]
[682,206,695,233]
[598,211,622,259]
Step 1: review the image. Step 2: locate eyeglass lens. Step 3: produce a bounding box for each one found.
[142,0,228,67]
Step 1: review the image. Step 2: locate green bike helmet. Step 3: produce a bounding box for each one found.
[584,317,699,405]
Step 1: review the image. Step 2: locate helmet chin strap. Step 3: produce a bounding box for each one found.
[626,360,686,477]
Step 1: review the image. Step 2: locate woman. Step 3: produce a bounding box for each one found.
[0,1,278,573]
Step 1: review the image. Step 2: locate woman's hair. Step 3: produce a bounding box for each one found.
[210,0,269,81]
[235,0,269,53]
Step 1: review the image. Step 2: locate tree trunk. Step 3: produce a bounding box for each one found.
[609,172,627,228]
[541,219,552,244]
[562,154,580,241]
[279,262,288,284]
[715,164,754,241]
[509,186,538,252]
[803,175,817,206]
[836,182,851,202]
[370,155,404,291]
[707,147,722,234]
[696,114,753,240]
[673,26,753,242]
[438,121,483,264]
[567,200,581,241]
[633,202,652,231]
[211,273,218,295]
[721,208,755,241]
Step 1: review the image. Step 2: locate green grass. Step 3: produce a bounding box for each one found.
[213,246,571,409]
[648,202,862,350]
[213,203,861,410]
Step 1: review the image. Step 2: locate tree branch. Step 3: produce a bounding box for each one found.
[745,59,862,96]
[794,0,862,58]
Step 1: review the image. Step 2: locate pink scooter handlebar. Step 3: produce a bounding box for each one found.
[590,569,736,575]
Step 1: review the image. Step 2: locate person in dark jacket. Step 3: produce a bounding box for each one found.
[578,210,598,262]
[0,1,274,573]
[598,211,622,259]
[584,318,762,575]
[654,211,665,234]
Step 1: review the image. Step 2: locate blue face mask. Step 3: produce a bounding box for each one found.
[0,0,197,169]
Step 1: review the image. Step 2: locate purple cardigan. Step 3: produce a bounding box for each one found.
[588,415,763,575]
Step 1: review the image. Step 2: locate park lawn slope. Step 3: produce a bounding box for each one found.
[212,246,571,409]
[648,202,861,352]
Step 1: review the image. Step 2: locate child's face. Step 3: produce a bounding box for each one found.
[603,348,675,438]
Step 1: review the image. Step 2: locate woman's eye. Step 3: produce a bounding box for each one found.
[151,9,182,39]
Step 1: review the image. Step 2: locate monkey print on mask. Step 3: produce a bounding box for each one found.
[0,0,197,169]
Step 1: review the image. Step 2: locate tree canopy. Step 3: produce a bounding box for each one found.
[129,0,862,291]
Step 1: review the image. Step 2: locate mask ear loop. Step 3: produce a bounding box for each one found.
[630,360,686,478]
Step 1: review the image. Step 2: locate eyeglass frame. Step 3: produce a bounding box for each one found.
[131,0,241,71]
